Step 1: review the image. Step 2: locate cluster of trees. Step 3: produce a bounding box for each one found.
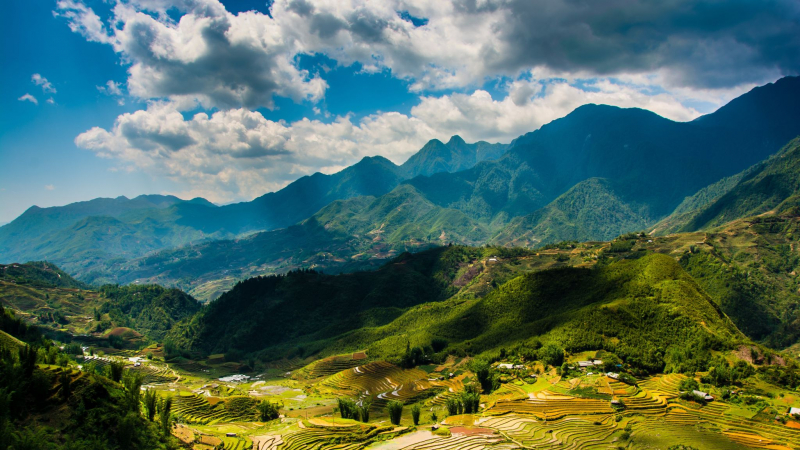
[701,357,755,387]
[337,398,371,423]
[445,386,481,415]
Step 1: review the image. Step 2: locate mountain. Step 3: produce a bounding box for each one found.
[109,184,491,300]
[491,178,652,247]
[0,261,200,343]
[398,135,508,179]
[406,77,800,241]
[77,77,800,295]
[0,137,506,278]
[655,137,800,234]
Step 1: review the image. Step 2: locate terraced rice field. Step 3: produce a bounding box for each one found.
[323,361,441,407]
[129,363,177,384]
[296,354,367,379]
[395,435,517,449]
[172,393,258,424]
[258,423,386,450]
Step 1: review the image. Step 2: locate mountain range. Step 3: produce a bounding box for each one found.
[2,76,800,301]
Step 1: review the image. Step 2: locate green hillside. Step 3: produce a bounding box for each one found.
[0,262,201,344]
[167,250,747,374]
[1,261,90,289]
[657,137,800,234]
[492,178,652,247]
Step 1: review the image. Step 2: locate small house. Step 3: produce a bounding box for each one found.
[606,372,619,380]
[788,407,800,416]
[692,390,714,401]
[577,361,594,368]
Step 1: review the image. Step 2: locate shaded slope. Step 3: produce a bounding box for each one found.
[657,137,800,234]
[169,252,746,374]
[399,135,507,178]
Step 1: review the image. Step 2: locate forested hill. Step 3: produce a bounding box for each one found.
[165,246,747,375]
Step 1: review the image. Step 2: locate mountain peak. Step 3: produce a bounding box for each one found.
[447,135,466,145]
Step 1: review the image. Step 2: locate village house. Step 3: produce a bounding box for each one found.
[692,390,714,401]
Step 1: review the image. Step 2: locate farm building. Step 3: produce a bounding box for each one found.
[692,390,714,401]
[578,360,602,368]
[606,372,619,379]
[497,363,525,370]
[789,407,800,416]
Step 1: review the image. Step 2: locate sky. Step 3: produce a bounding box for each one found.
[1,0,799,224]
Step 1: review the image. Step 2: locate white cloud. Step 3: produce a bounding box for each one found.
[97,80,126,105]
[97,80,123,96]
[57,0,326,110]
[55,0,799,110]
[45,185,55,191]
[47,98,56,105]
[74,77,708,202]
[18,94,38,105]
[75,101,435,203]
[32,74,57,93]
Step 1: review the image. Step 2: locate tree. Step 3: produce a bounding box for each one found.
[539,343,564,367]
[159,396,173,436]
[337,398,358,420]
[358,399,371,423]
[59,370,71,401]
[143,390,158,422]
[109,361,125,383]
[411,404,421,425]
[470,359,499,393]
[387,401,403,425]
[257,400,280,421]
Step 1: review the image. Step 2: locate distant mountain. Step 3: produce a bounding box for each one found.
[0,137,506,277]
[109,184,490,301]
[399,136,508,179]
[406,76,800,244]
[655,137,800,234]
[76,76,800,295]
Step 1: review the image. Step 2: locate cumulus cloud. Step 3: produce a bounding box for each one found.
[56,0,800,109]
[57,0,326,109]
[32,74,56,93]
[18,94,38,105]
[74,77,706,202]
[74,101,436,202]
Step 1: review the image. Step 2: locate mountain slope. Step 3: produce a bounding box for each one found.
[492,178,652,247]
[406,76,800,236]
[656,137,800,234]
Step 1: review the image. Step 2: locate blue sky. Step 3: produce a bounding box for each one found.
[1,0,797,224]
